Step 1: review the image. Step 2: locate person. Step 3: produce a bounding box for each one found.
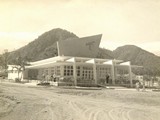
[136,81,140,91]
[50,74,53,81]
[53,73,56,82]
[142,80,146,91]
[46,74,49,82]
[42,73,45,82]
[106,74,109,84]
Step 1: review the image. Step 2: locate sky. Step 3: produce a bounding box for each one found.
[0,0,160,56]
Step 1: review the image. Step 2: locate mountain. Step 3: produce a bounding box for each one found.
[113,45,160,75]
[97,48,114,59]
[8,28,78,63]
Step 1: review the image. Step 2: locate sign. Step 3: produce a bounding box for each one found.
[58,34,102,58]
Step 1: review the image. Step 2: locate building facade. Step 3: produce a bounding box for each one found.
[7,65,23,81]
[25,56,134,86]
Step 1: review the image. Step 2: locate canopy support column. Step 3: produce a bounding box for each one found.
[73,62,77,86]
[93,63,97,85]
[111,61,115,85]
[66,57,77,86]
[128,62,133,87]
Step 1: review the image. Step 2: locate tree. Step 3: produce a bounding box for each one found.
[0,49,9,77]
[12,53,29,81]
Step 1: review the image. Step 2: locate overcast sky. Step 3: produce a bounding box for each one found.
[0,0,160,56]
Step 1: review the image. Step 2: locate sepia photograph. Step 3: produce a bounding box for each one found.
[0,0,160,120]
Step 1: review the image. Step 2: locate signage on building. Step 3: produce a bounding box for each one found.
[57,34,102,58]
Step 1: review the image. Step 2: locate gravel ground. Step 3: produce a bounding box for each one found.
[0,82,160,120]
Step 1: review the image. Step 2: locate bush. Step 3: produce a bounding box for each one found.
[0,71,7,79]
[15,78,21,83]
[37,82,50,86]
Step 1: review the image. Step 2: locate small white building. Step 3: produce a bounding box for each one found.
[7,65,23,81]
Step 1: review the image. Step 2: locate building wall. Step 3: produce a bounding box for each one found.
[28,69,38,80]
[8,70,23,80]
[34,64,112,84]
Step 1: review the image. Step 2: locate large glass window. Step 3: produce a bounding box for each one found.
[56,66,60,76]
[51,67,55,75]
[97,66,111,78]
[77,66,80,76]
[43,68,48,75]
[43,66,60,76]
[82,66,93,79]
[64,65,73,76]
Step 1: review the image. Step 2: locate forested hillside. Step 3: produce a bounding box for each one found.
[8,28,78,62]
[113,45,160,75]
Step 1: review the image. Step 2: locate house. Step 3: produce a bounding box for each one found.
[7,65,23,81]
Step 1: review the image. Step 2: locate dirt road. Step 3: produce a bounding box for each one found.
[0,82,160,120]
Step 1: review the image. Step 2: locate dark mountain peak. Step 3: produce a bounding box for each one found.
[115,45,141,52]
[114,45,157,58]
[113,45,160,75]
[38,28,78,40]
[8,28,78,62]
[113,45,141,61]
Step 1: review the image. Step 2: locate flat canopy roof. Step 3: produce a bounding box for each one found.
[25,56,142,69]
